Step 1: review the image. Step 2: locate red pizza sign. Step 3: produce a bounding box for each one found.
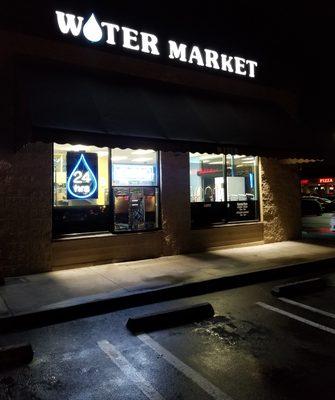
[319,178,333,184]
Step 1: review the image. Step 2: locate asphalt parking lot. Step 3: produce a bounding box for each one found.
[0,270,334,400]
[302,212,335,239]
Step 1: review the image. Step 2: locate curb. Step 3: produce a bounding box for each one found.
[126,302,215,333]
[0,257,334,333]
[271,277,328,297]
[0,343,33,369]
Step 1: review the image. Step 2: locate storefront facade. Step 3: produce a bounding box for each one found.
[301,177,335,198]
[0,9,306,278]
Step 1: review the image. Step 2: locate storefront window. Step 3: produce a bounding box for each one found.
[112,148,158,186]
[53,144,109,207]
[226,155,258,201]
[53,144,159,236]
[111,149,159,232]
[189,153,225,202]
[189,152,259,228]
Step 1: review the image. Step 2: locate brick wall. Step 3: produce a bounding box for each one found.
[260,157,301,242]
[0,143,53,277]
[160,152,191,255]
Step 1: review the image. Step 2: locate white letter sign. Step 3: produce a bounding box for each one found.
[55,11,83,36]
[55,11,259,78]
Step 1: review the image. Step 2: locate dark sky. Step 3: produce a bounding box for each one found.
[2,1,335,131]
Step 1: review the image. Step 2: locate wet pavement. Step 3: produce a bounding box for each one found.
[0,270,335,399]
[302,213,335,239]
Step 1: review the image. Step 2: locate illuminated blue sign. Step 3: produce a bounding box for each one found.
[249,172,254,189]
[66,152,98,199]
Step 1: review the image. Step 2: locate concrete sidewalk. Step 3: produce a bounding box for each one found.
[0,240,335,329]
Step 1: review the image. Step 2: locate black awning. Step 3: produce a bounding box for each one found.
[18,64,318,157]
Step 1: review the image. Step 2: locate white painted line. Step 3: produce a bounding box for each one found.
[279,297,335,319]
[98,340,165,400]
[138,333,233,400]
[256,302,335,335]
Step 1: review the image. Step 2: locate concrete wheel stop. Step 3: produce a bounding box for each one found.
[126,302,215,333]
[271,277,327,297]
[0,343,33,369]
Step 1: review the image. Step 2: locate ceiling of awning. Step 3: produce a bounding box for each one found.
[16,64,321,158]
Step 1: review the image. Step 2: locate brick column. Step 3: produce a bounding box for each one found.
[0,143,53,277]
[160,151,191,255]
[260,157,301,243]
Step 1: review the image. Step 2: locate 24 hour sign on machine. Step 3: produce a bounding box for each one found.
[56,11,258,78]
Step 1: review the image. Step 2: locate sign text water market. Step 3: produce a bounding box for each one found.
[56,11,258,78]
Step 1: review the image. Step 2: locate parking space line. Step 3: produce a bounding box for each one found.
[256,302,335,335]
[98,340,165,400]
[279,297,335,319]
[138,333,233,400]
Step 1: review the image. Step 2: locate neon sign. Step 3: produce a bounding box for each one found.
[319,178,333,184]
[197,168,220,176]
[55,11,258,78]
[66,152,98,199]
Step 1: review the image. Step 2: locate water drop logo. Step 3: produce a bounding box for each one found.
[82,13,103,42]
[67,153,98,199]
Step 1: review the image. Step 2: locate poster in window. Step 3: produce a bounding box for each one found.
[66,152,98,199]
[227,201,257,221]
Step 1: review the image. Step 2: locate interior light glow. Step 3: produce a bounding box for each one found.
[131,157,153,162]
[72,145,89,152]
[112,156,128,161]
[199,154,222,160]
[131,149,155,155]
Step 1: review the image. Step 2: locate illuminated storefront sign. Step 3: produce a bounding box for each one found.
[319,178,333,184]
[55,11,258,78]
[197,168,220,176]
[66,152,98,199]
[113,164,155,186]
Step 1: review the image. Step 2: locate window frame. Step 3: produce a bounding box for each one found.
[110,150,161,233]
[189,152,260,228]
[52,144,161,237]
